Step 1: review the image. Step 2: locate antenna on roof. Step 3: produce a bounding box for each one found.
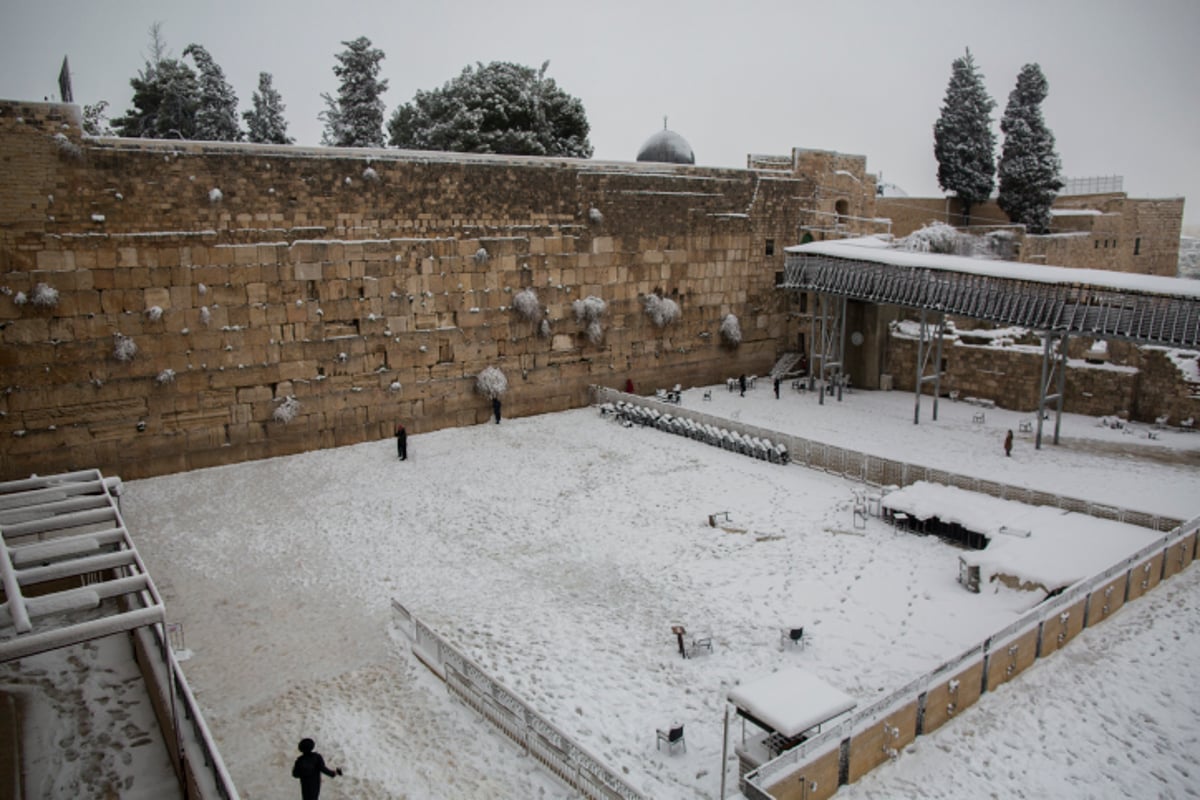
[663,115,668,130]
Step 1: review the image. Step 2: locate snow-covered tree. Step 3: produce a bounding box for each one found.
[720,314,742,346]
[476,365,508,399]
[183,44,241,141]
[244,72,293,144]
[933,49,996,226]
[320,36,388,147]
[82,101,113,136]
[997,63,1063,235]
[388,61,592,157]
[113,24,199,139]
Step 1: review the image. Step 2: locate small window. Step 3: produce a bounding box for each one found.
[1094,240,1100,249]
[800,293,809,313]
[765,239,775,256]
[438,342,453,363]
[775,271,784,286]
[1134,237,1141,255]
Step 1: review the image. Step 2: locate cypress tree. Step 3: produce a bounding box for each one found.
[933,49,996,226]
[184,44,241,141]
[997,63,1064,235]
[320,36,388,147]
[244,72,293,145]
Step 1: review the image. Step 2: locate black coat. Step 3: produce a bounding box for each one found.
[293,751,336,799]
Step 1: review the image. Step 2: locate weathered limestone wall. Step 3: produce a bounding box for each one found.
[883,326,1200,424]
[875,194,1184,276]
[1,101,864,480]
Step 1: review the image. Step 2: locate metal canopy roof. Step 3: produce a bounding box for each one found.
[782,251,1200,348]
[0,469,165,663]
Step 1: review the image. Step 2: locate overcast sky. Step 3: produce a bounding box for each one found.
[3,0,1197,228]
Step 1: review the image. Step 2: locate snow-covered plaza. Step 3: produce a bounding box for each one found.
[116,383,1199,799]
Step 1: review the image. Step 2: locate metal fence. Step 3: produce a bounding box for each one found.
[391,600,646,800]
[589,387,1182,532]
[743,514,1198,796]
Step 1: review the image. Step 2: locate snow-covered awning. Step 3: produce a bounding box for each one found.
[727,667,857,738]
[780,238,1200,348]
[0,469,165,662]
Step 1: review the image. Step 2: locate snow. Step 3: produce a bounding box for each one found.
[884,482,1157,590]
[788,237,1200,300]
[100,385,1198,799]
[727,667,857,738]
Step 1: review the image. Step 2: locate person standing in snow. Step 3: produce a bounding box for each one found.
[739,374,747,397]
[292,738,341,800]
[1003,429,1013,457]
[625,377,635,394]
[774,376,781,399]
[395,422,407,461]
[492,397,502,424]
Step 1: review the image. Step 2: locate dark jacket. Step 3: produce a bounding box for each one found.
[293,752,336,800]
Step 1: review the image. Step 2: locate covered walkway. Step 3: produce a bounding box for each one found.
[780,240,1200,446]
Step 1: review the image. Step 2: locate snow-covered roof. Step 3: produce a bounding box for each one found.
[728,667,857,737]
[882,482,1158,590]
[786,237,1200,300]
[0,469,165,662]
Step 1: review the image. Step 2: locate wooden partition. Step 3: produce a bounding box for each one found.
[1125,552,1165,602]
[1086,574,1129,626]
[984,627,1040,691]
[847,700,920,783]
[1038,596,1088,657]
[921,661,985,735]
[765,744,842,800]
[1162,532,1196,580]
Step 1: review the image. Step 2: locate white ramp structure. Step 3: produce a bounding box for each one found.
[0,469,165,661]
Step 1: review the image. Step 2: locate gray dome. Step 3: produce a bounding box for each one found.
[636,128,695,164]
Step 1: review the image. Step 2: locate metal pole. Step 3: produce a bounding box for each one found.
[1036,333,1052,449]
[932,313,944,421]
[914,309,926,424]
[1054,334,1068,444]
[720,705,730,799]
[836,297,847,402]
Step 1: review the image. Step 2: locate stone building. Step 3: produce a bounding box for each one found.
[0,100,886,480]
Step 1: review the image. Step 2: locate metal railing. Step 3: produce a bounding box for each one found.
[743,515,1198,796]
[590,387,1182,532]
[392,600,646,800]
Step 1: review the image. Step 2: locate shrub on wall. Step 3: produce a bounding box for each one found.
[273,396,301,423]
[720,314,742,347]
[113,333,138,362]
[476,365,508,399]
[573,296,607,345]
[31,283,60,307]
[643,293,680,328]
[512,288,541,322]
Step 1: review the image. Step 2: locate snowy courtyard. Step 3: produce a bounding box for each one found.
[118,384,1199,799]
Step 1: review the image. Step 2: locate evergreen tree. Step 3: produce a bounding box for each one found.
[933,49,996,225]
[320,36,388,147]
[244,72,293,144]
[184,44,241,141]
[81,101,112,136]
[112,24,199,139]
[997,63,1063,235]
[389,61,592,157]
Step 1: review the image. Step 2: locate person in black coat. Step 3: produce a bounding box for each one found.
[739,374,747,396]
[292,738,341,800]
[492,396,502,424]
[1004,429,1013,457]
[395,423,407,460]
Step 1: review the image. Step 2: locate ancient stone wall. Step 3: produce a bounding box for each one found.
[883,326,1200,424]
[1,101,868,480]
[875,194,1184,276]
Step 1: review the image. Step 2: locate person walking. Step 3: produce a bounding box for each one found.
[739,374,747,397]
[492,397,502,424]
[773,376,781,399]
[395,422,407,461]
[292,738,341,800]
[1003,429,1013,457]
